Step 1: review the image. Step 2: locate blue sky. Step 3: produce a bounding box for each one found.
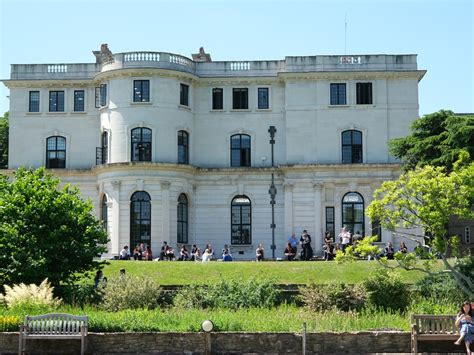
[0,0,472,116]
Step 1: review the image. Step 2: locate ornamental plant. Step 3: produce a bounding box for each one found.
[0,167,108,287]
[0,279,61,310]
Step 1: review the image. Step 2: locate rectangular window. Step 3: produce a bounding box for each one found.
[330,83,346,105]
[325,207,335,238]
[372,220,382,242]
[356,82,373,104]
[133,80,150,102]
[258,88,269,109]
[95,87,100,108]
[100,84,107,107]
[29,91,40,112]
[74,90,85,112]
[233,88,248,109]
[180,83,189,106]
[212,88,223,110]
[49,91,65,112]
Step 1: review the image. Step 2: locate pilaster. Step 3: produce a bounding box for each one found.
[110,180,121,255]
[283,182,294,237]
[313,182,323,253]
[161,181,171,244]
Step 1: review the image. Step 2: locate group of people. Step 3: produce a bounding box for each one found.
[284,230,313,261]
[119,244,153,261]
[118,229,422,263]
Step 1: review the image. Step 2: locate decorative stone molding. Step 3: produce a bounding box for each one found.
[313,181,323,191]
[161,181,171,189]
[111,180,121,190]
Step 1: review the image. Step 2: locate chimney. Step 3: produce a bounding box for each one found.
[93,43,113,64]
[192,47,212,62]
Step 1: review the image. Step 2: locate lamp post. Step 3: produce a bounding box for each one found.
[268,126,277,259]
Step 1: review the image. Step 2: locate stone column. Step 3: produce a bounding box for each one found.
[313,182,323,253]
[283,182,294,238]
[110,180,121,256]
[161,181,171,244]
[191,184,197,245]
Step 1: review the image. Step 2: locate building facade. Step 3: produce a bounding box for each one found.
[3,45,426,259]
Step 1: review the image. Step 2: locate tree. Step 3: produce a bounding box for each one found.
[0,167,108,287]
[363,156,474,297]
[389,110,474,172]
[0,112,8,169]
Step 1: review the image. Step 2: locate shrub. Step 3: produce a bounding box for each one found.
[408,297,458,315]
[0,315,21,331]
[0,167,108,287]
[362,269,410,312]
[0,279,61,310]
[413,272,463,304]
[57,283,103,308]
[456,256,474,285]
[173,278,280,309]
[99,275,162,311]
[299,283,367,312]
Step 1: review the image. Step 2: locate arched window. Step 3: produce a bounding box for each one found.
[101,131,109,164]
[131,127,152,162]
[46,136,66,168]
[231,195,251,244]
[130,191,151,247]
[342,192,365,236]
[101,194,108,231]
[230,134,251,167]
[178,131,189,164]
[342,130,362,164]
[177,193,188,243]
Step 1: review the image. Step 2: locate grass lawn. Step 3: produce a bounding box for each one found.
[99,260,443,285]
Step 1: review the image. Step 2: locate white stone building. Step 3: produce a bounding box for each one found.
[2,45,426,259]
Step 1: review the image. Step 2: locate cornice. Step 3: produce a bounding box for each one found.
[92,68,199,83]
[2,79,93,89]
[278,70,426,82]
[195,76,280,86]
[3,69,427,88]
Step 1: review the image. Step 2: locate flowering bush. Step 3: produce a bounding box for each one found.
[0,279,61,310]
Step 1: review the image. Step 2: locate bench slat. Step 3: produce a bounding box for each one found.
[20,313,88,355]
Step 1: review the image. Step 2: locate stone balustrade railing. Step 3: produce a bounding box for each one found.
[8,54,420,80]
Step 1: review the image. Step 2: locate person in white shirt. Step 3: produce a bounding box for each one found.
[202,248,212,262]
[338,227,351,253]
[119,245,130,260]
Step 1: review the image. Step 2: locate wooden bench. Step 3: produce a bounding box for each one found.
[411,314,458,354]
[19,313,88,355]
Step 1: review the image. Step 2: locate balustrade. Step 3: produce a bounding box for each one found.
[123,52,160,62]
[230,62,251,71]
[169,54,193,67]
[47,64,68,73]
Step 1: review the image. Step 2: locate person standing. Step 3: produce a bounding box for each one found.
[300,230,313,261]
[338,227,351,253]
[256,244,264,262]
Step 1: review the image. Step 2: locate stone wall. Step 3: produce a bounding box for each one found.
[0,331,464,354]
